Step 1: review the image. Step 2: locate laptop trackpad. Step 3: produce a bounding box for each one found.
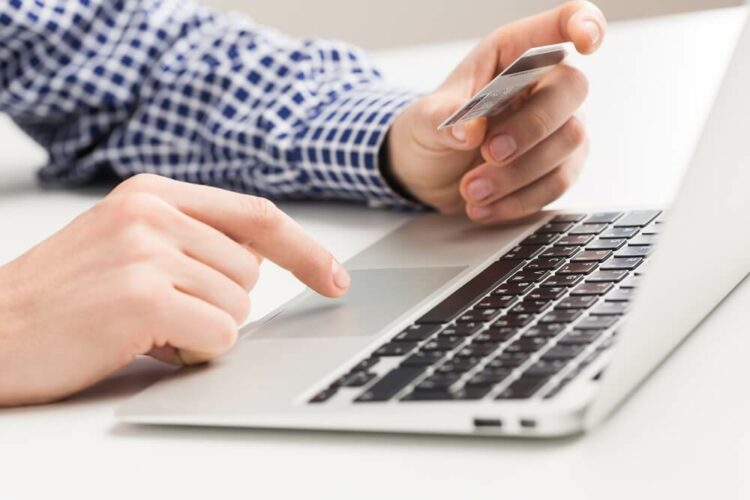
[246,267,466,340]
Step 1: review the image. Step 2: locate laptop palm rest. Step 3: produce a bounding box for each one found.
[244,267,466,340]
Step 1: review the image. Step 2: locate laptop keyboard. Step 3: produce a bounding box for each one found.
[309,210,663,404]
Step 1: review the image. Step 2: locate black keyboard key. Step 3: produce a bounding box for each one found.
[558,262,596,275]
[575,316,619,330]
[350,357,379,373]
[465,369,513,387]
[600,227,639,239]
[558,330,603,345]
[453,386,495,400]
[456,308,503,323]
[542,345,584,361]
[523,324,565,338]
[394,325,441,342]
[552,213,586,223]
[493,313,534,328]
[416,259,523,324]
[524,360,567,377]
[510,299,553,314]
[615,246,652,258]
[476,295,518,309]
[402,390,455,401]
[505,337,549,353]
[489,352,531,368]
[310,386,338,403]
[474,328,517,343]
[570,282,613,296]
[583,212,623,224]
[436,358,482,373]
[556,295,598,310]
[590,302,629,316]
[541,245,580,258]
[509,270,551,283]
[570,223,607,235]
[441,322,484,337]
[375,341,418,357]
[338,371,376,388]
[601,257,643,271]
[572,250,612,262]
[502,245,544,260]
[537,222,574,234]
[413,373,461,392]
[527,286,567,300]
[520,233,559,246]
[541,274,583,287]
[586,270,628,283]
[401,351,445,368]
[614,210,660,227]
[421,337,464,352]
[540,310,582,324]
[524,257,565,271]
[555,234,594,246]
[586,238,626,251]
[355,367,425,402]
[496,376,550,399]
[456,343,501,358]
[493,281,534,296]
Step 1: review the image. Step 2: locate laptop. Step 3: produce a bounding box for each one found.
[117,16,750,437]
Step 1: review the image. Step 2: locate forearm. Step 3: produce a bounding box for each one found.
[0,0,422,208]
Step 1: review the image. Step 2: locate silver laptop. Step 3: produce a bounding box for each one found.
[118,16,750,437]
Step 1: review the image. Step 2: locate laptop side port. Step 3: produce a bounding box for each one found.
[519,418,537,429]
[473,418,503,429]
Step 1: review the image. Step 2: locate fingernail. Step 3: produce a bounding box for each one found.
[584,20,600,45]
[466,178,493,201]
[489,134,517,162]
[469,205,492,220]
[331,258,351,290]
[452,123,467,142]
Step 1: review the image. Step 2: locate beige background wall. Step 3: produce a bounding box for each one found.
[202,0,740,49]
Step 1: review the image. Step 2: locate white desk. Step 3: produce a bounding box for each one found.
[1,8,748,500]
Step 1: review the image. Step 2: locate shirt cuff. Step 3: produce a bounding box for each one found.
[295,83,427,210]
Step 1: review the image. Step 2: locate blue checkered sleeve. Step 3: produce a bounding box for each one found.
[0,0,423,208]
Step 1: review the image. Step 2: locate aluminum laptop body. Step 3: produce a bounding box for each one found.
[117,16,750,437]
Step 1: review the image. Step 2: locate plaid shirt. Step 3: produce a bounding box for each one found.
[0,0,421,208]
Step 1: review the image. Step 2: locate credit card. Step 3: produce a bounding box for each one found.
[438,43,572,130]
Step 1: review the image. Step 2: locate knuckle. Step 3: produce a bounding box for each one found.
[244,196,281,233]
[562,116,587,148]
[121,225,165,263]
[112,173,163,196]
[106,192,165,228]
[119,264,167,310]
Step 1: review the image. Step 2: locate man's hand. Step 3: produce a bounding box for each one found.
[0,174,350,407]
[388,1,606,223]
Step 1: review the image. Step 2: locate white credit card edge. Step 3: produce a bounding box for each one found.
[437,42,573,130]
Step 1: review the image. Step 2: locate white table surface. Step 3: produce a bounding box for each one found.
[1,7,749,500]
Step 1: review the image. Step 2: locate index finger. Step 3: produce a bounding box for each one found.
[113,174,350,298]
[490,1,607,70]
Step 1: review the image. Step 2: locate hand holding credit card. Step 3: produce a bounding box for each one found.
[385,1,606,225]
[438,43,573,130]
